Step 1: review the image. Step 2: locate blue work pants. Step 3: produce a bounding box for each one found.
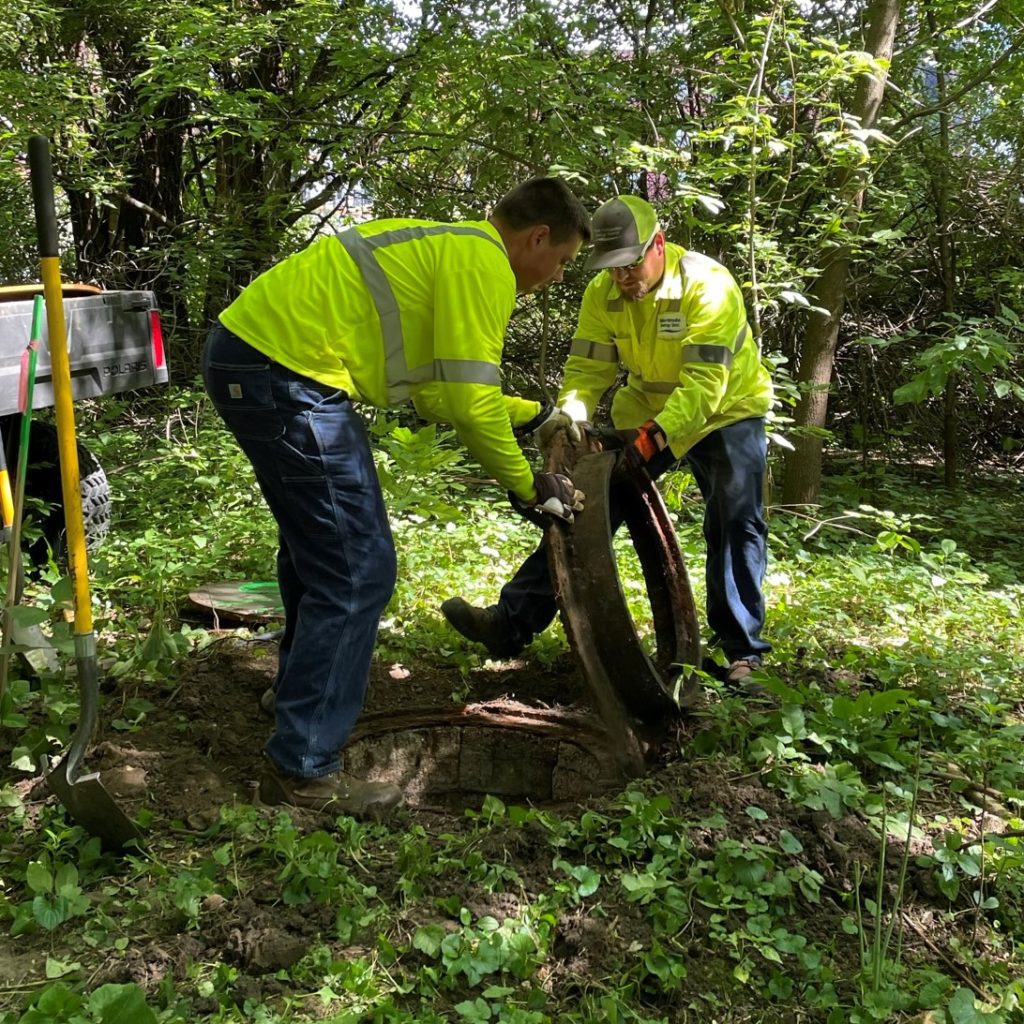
[202,324,396,777]
[498,417,771,663]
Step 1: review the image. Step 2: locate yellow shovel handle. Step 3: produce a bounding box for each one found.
[30,137,92,636]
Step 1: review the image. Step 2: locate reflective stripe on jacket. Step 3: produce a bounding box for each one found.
[558,242,773,457]
[219,219,540,500]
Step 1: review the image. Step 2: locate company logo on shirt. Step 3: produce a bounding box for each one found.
[658,314,685,336]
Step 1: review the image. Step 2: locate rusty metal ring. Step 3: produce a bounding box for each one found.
[543,434,701,769]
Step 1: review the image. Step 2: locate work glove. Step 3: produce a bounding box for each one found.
[509,471,585,527]
[596,420,668,472]
[515,403,582,450]
[535,405,582,450]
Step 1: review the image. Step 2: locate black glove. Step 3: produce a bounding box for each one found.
[509,472,585,527]
[513,402,554,440]
[535,471,585,511]
[595,420,667,471]
[594,426,639,451]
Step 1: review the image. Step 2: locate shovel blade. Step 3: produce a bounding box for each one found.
[45,765,142,850]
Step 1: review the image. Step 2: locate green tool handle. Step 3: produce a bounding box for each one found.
[5,336,39,594]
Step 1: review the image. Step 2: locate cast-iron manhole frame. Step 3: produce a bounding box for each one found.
[543,432,702,774]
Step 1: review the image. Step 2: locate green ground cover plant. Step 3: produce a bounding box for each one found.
[1,390,1023,1023]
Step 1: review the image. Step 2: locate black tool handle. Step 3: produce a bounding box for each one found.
[28,135,59,259]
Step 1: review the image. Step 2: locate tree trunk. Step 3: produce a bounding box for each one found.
[928,5,958,490]
[781,0,901,506]
[943,375,958,488]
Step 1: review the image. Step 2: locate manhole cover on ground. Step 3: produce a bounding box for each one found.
[346,702,625,809]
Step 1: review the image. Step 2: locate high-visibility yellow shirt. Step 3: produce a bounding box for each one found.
[220,220,541,501]
[558,243,773,457]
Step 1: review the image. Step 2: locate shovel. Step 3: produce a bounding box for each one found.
[28,135,141,849]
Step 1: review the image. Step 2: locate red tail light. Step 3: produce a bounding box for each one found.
[150,310,166,369]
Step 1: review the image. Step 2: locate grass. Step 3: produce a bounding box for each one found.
[2,390,1024,1023]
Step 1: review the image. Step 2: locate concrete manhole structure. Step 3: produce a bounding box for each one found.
[346,702,624,809]
[348,431,703,808]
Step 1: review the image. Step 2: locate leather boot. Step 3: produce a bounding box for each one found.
[259,766,403,819]
[441,598,523,659]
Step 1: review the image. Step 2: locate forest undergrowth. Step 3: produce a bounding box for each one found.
[1,393,1024,1023]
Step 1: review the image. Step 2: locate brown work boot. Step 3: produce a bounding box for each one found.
[260,687,276,718]
[441,598,523,659]
[258,767,403,819]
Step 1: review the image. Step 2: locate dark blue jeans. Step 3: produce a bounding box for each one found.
[202,324,397,778]
[498,417,771,663]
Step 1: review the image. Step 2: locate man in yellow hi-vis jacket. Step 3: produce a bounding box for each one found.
[442,195,774,688]
[202,178,590,816]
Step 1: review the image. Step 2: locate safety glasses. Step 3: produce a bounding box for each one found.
[612,229,657,272]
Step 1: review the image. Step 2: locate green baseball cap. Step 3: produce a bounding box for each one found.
[584,196,660,271]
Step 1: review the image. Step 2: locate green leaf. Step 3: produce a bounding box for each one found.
[573,866,601,898]
[700,812,728,829]
[957,854,981,878]
[32,895,67,931]
[454,997,491,1021]
[29,982,83,1017]
[863,689,911,715]
[947,986,1003,1023]
[9,605,50,627]
[864,749,905,771]
[88,983,158,1024]
[481,985,515,999]
[54,863,80,897]
[26,861,53,895]
[778,830,804,854]
[480,794,506,820]
[50,575,75,608]
[413,924,445,957]
[45,956,81,978]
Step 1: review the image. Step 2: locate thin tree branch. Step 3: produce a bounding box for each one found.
[715,0,745,46]
[118,194,169,225]
[891,31,1024,130]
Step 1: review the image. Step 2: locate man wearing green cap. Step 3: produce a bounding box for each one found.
[441,195,774,686]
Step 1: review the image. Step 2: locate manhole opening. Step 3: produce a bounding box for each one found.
[346,703,625,810]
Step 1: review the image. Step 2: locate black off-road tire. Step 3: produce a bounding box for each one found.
[22,420,111,564]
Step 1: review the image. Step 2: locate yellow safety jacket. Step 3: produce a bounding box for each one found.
[220,220,542,501]
[559,243,774,458]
